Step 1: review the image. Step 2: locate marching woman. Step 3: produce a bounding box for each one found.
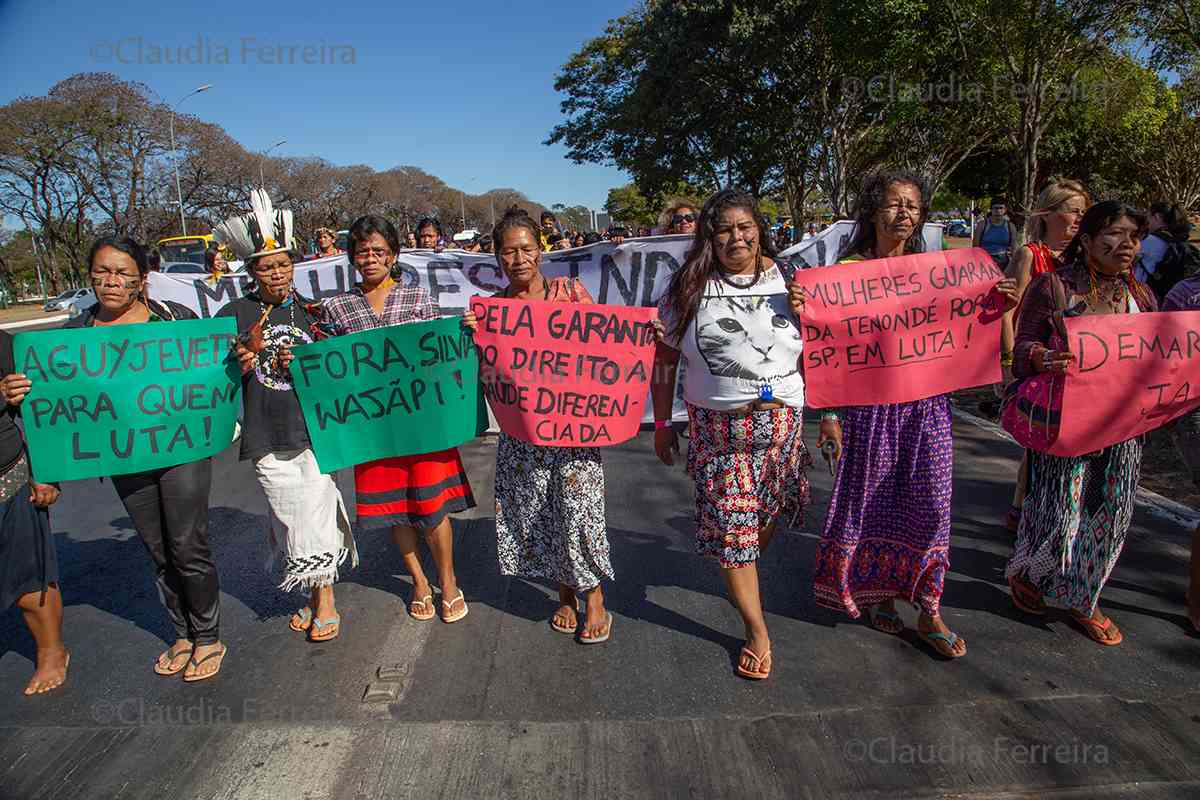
[215,190,357,643]
[0,330,69,695]
[651,189,814,679]
[462,207,614,643]
[4,236,225,681]
[1001,178,1091,531]
[810,172,1017,659]
[322,214,474,623]
[1006,202,1155,646]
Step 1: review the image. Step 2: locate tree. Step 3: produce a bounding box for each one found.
[604,184,657,227]
[957,0,1142,232]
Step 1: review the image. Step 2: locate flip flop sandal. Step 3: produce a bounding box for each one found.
[289,606,313,632]
[183,645,227,683]
[578,612,613,644]
[154,643,194,676]
[409,595,435,622]
[1009,575,1048,616]
[441,592,469,624]
[550,609,578,634]
[309,615,341,642]
[1070,612,1123,646]
[866,605,904,634]
[735,645,771,680]
[918,629,967,659]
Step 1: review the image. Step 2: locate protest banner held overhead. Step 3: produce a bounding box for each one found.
[288,317,488,472]
[470,297,658,447]
[13,318,241,483]
[1048,311,1200,457]
[146,226,945,318]
[794,248,1006,407]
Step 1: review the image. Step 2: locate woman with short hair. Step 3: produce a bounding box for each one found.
[322,214,475,623]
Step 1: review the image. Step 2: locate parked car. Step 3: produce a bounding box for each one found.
[43,288,92,312]
[66,289,97,318]
[945,222,971,238]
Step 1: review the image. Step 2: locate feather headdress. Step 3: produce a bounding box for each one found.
[213,189,294,261]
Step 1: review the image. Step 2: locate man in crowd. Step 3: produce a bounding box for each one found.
[973,198,1017,268]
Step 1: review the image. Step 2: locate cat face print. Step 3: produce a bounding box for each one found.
[694,294,802,384]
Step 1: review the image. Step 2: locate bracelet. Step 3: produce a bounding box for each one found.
[821,412,840,423]
[654,419,671,430]
[1000,355,1014,367]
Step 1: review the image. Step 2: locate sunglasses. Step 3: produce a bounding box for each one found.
[672,213,696,225]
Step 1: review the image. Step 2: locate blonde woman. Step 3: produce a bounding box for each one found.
[1000,179,1090,532]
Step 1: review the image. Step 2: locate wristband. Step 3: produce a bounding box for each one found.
[654,420,671,430]
[821,412,839,423]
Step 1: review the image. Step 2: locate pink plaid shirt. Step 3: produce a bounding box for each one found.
[323,283,439,334]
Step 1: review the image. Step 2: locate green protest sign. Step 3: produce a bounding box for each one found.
[13,318,241,483]
[289,316,487,473]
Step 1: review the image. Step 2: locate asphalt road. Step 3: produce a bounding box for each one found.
[1,409,1199,799]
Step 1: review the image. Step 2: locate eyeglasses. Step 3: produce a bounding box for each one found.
[672,213,696,226]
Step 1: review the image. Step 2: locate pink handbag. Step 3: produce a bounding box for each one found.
[1000,274,1069,452]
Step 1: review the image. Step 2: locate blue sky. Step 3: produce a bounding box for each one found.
[0,0,634,211]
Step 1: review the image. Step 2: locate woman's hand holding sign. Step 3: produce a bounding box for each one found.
[788,277,806,317]
[992,278,1020,311]
[0,373,31,407]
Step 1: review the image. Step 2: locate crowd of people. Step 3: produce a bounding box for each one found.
[1,173,1197,697]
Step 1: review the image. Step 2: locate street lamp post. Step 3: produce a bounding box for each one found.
[260,139,287,187]
[169,83,212,236]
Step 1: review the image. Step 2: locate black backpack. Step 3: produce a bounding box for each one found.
[1145,235,1200,303]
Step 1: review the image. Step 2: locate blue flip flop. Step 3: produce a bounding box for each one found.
[309,614,341,642]
[918,629,966,659]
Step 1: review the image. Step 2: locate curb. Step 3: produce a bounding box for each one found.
[951,405,1200,530]
[0,313,67,330]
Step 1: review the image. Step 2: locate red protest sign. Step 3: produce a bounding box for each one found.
[470,297,658,447]
[794,248,1005,407]
[1051,311,1200,456]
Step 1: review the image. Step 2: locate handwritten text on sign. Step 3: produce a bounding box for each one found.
[470,297,658,447]
[289,317,487,472]
[794,248,1005,407]
[1051,311,1200,456]
[13,318,241,482]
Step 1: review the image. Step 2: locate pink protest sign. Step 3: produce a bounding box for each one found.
[1051,311,1200,457]
[794,248,1006,407]
[470,297,658,447]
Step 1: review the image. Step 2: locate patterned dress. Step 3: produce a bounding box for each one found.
[1005,265,1157,614]
[494,278,613,592]
[813,255,955,617]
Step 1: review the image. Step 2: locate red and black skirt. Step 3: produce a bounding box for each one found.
[354,448,475,530]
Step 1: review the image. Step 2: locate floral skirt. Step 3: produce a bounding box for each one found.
[495,434,611,592]
[686,404,812,569]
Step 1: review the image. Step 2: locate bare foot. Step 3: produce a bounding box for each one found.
[24,646,69,695]
[918,613,967,657]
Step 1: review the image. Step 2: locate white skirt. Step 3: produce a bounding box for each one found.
[253,448,358,592]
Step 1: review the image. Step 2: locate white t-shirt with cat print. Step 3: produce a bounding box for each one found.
[658,264,805,411]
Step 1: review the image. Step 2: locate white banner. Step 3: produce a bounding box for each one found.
[146,229,944,425]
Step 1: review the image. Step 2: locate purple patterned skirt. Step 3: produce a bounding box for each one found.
[813,396,954,617]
